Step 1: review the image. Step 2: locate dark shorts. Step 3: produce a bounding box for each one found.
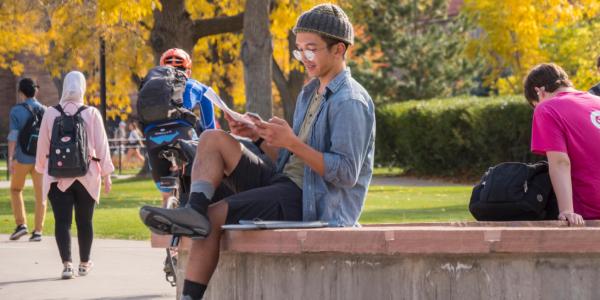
[216,141,303,225]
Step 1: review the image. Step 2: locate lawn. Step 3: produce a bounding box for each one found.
[0,177,474,240]
[0,159,6,180]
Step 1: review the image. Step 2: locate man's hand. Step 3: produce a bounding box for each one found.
[255,116,299,149]
[103,176,112,194]
[558,211,585,226]
[9,160,15,175]
[224,113,259,141]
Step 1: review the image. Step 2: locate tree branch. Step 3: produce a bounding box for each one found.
[191,13,244,41]
[139,20,151,31]
[271,56,289,99]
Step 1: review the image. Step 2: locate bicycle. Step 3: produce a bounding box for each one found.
[155,139,197,286]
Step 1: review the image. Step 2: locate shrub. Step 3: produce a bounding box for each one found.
[375,96,543,178]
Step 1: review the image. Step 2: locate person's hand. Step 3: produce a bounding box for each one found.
[256,116,298,149]
[9,160,15,175]
[558,211,585,226]
[224,113,258,141]
[103,176,112,194]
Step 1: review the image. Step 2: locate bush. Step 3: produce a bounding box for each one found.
[375,96,543,178]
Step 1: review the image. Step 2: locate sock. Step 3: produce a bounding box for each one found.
[190,180,215,199]
[188,180,214,215]
[183,279,207,299]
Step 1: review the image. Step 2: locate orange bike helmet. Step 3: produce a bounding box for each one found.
[160,48,192,77]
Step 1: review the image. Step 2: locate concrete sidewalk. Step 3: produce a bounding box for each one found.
[0,234,176,300]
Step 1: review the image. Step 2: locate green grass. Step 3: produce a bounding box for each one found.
[0,177,161,240]
[360,185,473,223]
[372,167,405,177]
[0,178,473,240]
[0,159,7,180]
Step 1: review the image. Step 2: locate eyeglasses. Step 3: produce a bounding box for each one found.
[292,47,327,62]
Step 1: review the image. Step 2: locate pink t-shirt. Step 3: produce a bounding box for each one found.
[531,91,600,219]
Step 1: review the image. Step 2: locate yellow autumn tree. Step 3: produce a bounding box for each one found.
[463,0,600,94]
[0,1,47,75]
[1,0,340,124]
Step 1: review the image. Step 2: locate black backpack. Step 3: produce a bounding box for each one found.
[469,161,559,221]
[48,105,98,178]
[137,66,194,126]
[18,103,45,156]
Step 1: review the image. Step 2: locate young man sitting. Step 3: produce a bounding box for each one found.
[140,4,375,299]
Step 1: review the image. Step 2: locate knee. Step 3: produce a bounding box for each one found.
[10,187,23,195]
[55,218,72,229]
[198,129,232,149]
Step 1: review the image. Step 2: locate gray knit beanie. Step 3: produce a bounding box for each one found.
[293,3,354,45]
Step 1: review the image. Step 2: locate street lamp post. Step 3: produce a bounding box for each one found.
[99,37,107,126]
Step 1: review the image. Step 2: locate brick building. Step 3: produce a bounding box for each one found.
[0,55,60,143]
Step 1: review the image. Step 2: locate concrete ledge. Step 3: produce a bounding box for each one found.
[160,221,600,254]
[170,221,600,299]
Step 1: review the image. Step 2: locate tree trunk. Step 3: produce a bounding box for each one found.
[241,0,273,119]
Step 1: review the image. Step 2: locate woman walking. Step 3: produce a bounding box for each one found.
[125,121,145,164]
[35,71,114,279]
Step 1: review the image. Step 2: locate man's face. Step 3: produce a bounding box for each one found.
[295,32,341,78]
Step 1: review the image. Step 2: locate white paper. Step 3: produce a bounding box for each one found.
[204,88,255,127]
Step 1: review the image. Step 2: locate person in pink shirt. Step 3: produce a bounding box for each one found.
[35,71,114,279]
[524,63,600,226]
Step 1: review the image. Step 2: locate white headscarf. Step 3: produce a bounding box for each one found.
[59,71,86,105]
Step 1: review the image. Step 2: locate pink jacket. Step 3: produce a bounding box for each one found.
[35,103,114,203]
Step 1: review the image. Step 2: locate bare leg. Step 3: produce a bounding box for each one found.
[191,129,243,188]
[134,148,145,162]
[161,192,171,207]
[183,130,243,285]
[185,200,228,284]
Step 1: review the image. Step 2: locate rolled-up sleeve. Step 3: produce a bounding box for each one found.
[323,99,374,187]
[7,108,21,141]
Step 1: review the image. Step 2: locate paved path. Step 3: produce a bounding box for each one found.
[0,234,176,300]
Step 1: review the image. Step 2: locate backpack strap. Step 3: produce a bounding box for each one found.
[53,105,66,116]
[74,105,89,116]
[20,102,35,117]
[53,104,88,116]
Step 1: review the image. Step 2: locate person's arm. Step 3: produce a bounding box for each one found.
[7,107,21,174]
[199,91,216,130]
[547,151,585,226]
[91,109,115,193]
[34,108,52,175]
[256,99,373,187]
[256,117,324,175]
[7,141,16,174]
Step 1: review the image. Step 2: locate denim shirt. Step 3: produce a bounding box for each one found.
[276,69,376,226]
[7,98,45,164]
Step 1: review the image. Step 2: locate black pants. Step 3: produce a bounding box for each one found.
[48,181,96,263]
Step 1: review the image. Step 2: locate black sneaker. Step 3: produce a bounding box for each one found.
[139,206,211,238]
[9,224,28,241]
[29,232,42,242]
